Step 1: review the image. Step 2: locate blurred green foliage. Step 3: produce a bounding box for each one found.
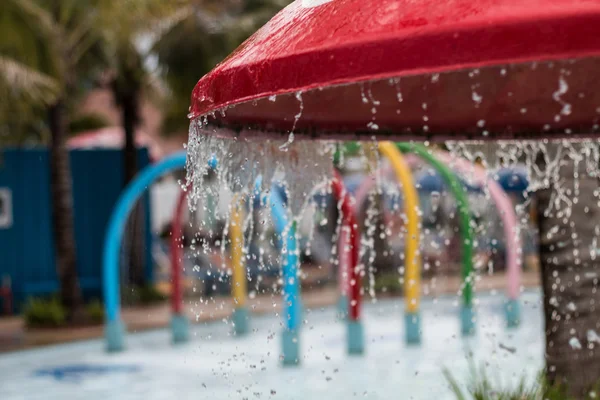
[123,285,167,306]
[85,299,105,324]
[373,273,403,295]
[23,297,67,328]
[1,0,291,142]
[69,113,110,135]
[24,297,107,328]
[443,361,597,400]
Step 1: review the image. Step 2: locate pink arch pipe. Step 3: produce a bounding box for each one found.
[345,153,522,303]
[433,151,521,301]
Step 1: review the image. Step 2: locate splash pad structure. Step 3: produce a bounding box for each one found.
[101,148,525,371]
[179,0,600,369]
[94,5,600,397]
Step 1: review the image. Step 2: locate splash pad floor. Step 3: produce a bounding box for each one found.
[0,291,543,399]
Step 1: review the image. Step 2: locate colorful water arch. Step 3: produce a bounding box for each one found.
[378,142,423,341]
[170,157,219,341]
[346,143,422,344]
[357,151,523,333]
[172,189,251,338]
[331,170,363,354]
[433,151,522,327]
[245,176,304,365]
[229,195,250,334]
[395,142,476,336]
[170,188,190,343]
[103,152,249,352]
[333,142,418,351]
[338,141,476,343]
[169,173,303,364]
[104,152,187,352]
[269,169,357,358]
[264,180,303,365]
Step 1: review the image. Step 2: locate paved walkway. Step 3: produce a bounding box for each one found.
[0,271,539,353]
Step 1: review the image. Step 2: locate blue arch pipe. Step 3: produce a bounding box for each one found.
[254,178,301,365]
[253,178,301,332]
[103,152,188,352]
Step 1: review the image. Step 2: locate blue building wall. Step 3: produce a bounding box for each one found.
[0,148,152,311]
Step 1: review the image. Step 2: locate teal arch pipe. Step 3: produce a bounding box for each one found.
[395,142,476,336]
[254,178,301,365]
[103,152,187,352]
[268,191,301,331]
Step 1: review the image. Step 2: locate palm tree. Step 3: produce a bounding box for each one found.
[1,0,107,318]
[98,1,186,287]
[536,145,600,397]
[110,44,149,287]
[98,0,183,181]
[0,0,59,145]
[43,0,108,318]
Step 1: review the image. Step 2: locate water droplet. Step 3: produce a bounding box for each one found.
[569,337,582,350]
[367,122,379,131]
[472,91,482,106]
[588,330,600,343]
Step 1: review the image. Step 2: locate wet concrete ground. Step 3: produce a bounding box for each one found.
[0,290,543,400]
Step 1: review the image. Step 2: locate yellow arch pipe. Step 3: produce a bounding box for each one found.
[230,195,247,308]
[378,142,421,314]
[229,194,250,335]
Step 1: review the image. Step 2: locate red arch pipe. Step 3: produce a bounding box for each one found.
[171,188,187,315]
[332,170,361,321]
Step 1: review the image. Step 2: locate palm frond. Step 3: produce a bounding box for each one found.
[0,56,59,104]
[11,0,59,39]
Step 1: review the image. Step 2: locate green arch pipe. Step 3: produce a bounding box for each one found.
[395,143,475,335]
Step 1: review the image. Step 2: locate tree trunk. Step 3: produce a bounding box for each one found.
[537,155,600,397]
[121,91,146,288]
[122,92,138,185]
[48,98,83,316]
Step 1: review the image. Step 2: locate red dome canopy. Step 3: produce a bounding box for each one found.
[190,0,600,141]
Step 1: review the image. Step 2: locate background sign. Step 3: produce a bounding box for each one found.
[0,188,12,229]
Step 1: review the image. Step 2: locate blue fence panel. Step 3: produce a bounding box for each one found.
[19,150,56,296]
[0,148,152,312]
